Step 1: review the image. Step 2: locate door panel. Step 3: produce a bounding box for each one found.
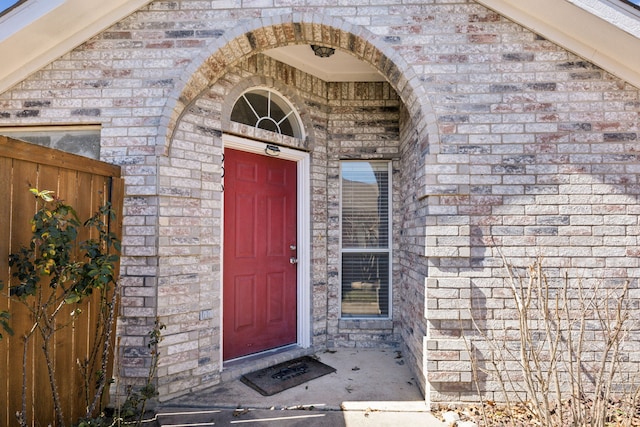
[235,194,257,257]
[266,272,285,322]
[234,275,256,329]
[267,196,287,256]
[223,148,297,360]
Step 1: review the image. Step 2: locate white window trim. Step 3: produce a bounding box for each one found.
[221,134,311,365]
[339,160,393,320]
[231,87,306,140]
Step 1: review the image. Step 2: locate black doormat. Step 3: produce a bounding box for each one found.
[240,356,336,396]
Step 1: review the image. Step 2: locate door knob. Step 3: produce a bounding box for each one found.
[290,245,297,251]
[290,257,298,264]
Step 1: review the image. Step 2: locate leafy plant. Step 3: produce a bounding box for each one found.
[0,306,12,340]
[0,280,13,340]
[2,189,121,427]
[116,319,165,424]
[73,319,166,427]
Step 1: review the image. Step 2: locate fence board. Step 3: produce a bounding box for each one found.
[70,171,88,417]
[0,136,123,426]
[0,156,11,427]
[7,159,38,426]
[0,137,120,177]
[56,169,79,419]
[34,162,60,424]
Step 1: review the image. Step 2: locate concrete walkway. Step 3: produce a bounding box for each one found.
[153,348,447,426]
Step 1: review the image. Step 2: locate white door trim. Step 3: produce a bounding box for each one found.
[221,134,311,363]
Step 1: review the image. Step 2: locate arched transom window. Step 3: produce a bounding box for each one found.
[230,89,303,139]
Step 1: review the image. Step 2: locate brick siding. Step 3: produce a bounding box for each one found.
[0,0,638,407]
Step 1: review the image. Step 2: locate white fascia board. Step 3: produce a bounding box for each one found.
[475,0,640,89]
[0,0,66,42]
[0,0,153,94]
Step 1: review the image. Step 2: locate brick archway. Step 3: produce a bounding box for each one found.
[155,12,439,400]
[158,13,438,158]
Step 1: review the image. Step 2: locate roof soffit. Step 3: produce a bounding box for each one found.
[0,0,153,93]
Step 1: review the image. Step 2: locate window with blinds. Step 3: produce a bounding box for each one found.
[340,161,391,318]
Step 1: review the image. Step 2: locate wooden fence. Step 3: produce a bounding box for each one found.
[0,136,124,426]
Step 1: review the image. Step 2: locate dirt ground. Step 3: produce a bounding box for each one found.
[431,399,640,426]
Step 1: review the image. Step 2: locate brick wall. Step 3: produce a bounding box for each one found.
[153,57,406,397]
[415,4,640,404]
[326,81,402,348]
[0,0,638,407]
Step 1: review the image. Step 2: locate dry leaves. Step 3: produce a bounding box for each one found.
[432,397,640,426]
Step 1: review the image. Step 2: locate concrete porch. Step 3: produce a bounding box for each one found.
[152,347,446,426]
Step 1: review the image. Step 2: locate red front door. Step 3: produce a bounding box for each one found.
[223,148,298,360]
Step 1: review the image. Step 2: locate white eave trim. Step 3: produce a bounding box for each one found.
[0,0,153,93]
[475,0,640,89]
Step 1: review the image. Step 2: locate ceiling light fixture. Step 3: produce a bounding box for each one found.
[310,44,335,58]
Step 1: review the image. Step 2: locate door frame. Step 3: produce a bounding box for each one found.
[221,134,311,363]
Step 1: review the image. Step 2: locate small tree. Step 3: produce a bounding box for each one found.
[468,253,639,426]
[2,189,120,427]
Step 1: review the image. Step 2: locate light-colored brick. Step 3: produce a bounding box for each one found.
[1,0,639,409]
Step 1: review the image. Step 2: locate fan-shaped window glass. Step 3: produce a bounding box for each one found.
[230,89,302,138]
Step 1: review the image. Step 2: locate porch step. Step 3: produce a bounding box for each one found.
[221,346,313,382]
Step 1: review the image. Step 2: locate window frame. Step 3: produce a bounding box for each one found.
[0,0,26,18]
[229,88,305,140]
[339,160,392,319]
[0,125,101,159]
[619,0,640,11]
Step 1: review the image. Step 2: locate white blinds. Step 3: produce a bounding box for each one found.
[340,162,390,317]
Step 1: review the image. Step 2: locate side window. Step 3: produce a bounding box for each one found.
[0,126,101,159]
[230,89,303,139]
[340,161,391,318]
